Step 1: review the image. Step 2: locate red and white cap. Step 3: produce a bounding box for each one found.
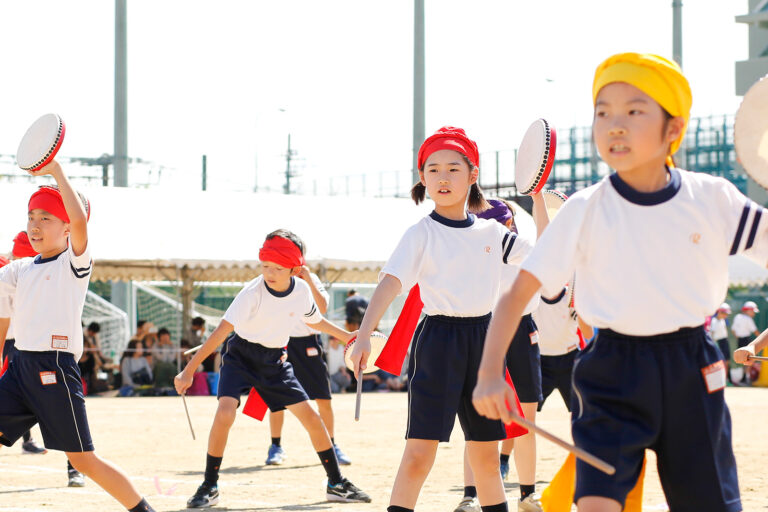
[742,300,759,313]
[717,303,732,314]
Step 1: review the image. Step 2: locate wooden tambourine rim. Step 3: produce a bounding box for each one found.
[17,114,66,171]
[542,188,567,219]
[516,118,557,195]
[735,75,768,190]
[344,332,387,374]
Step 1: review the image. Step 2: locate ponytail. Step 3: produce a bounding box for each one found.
[411,181,426,204]
[468,182,489,211]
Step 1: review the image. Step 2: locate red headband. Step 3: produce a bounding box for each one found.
[0,256,9,268]
[12,231,38,258]
[417,126,479,170]
[259,236,305,269]
[27,186,91,223]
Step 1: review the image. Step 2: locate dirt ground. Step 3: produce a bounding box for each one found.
[0,388,766,511]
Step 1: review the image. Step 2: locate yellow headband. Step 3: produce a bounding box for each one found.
[593,53,692,164]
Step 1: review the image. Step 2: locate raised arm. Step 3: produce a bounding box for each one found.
[348,274,402,377]
[33,160,88,256]
[530,191,550,239]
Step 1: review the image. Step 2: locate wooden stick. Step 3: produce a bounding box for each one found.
[354,377,363,421]
[184,345,202,356]
[507,414,615,475]
[748,355,768,361]
[181,393,196,440]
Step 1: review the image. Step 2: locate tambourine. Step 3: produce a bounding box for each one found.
[542,189,568,220]
[515,118,557,195]
[735,75,768,190]
[344,332,388,374]
[17,114,66,172]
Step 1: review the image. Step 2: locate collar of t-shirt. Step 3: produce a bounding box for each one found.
[264,276,296,297]
[541,287,567,305]
[609,166,682,206]
[429,210,476,228]
[34,249,67,264]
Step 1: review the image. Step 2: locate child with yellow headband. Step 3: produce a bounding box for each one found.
[473,53,763,512]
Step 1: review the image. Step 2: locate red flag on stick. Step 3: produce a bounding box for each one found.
[375,285,423,375]
[0,356,8,378]
[504,368,528,438]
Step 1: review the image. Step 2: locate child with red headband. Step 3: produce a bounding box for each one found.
[175,229,370,507]
[349,127,546,512]
[0,161,156,512]
[473,53,759,512]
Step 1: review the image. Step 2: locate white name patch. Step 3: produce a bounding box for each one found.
[529,331,539,345]
[51,335,68,350]
[306,347,319,357]
[701,360,726,394]
[39,371,57,385]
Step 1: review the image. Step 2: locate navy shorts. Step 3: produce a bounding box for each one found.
[217,333,309,412]
[286,335,332,401]
[537,350,576,412]
[715,338,730,361]
[406,313,506,443]
[571,326,741,511]
[505,314,542,403]
[2,338,15,361]
[737,336,751,349]
[0,350,93,452]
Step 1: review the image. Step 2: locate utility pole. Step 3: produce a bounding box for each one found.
[284,134,297,194]
[114,0,128,187]
[202,155,207,191]
[672,0,683,69]
[412,0,425,186]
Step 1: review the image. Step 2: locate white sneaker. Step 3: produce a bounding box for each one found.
[454,496,480,512]
[519,493,543,512]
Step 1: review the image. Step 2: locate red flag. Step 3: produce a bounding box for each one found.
[504,368,528,438]
[375,284,423,375]
[242,387,268,420]
[0,356,8,378]
[577,327,586,350]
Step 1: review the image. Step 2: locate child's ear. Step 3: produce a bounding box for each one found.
[667,116,685,143]
[469,166,479,185]
[419,169,426,187]
[290,266,302,276]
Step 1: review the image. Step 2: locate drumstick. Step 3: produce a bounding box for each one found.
[184,345,202,356]
[507,414,615,475]
[747,355,768,361]
[354,376,363,421]
[181,393,196,440]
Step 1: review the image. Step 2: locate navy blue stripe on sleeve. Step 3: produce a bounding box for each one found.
[304,303,317,318]
[70,262,92,279]
[502,233,516,264]
[746,207,764,250]
[730,201,752,255]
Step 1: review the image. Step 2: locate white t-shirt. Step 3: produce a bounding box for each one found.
[731,313,757,338]
[326,342,346,374]
[289,272,329,337]
[381,211,534,317]
[0,295,14,340]
[709,316,729,341]
[533,288,580,356]
[522,169,768,336]
[0,243,92,360]
[223,276,323,348]
[500,264,540,316]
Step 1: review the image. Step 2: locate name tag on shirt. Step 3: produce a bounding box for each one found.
[306,347,319,357]
[51,335,68,350]
[701,360,726,393]
[529,331,539,345]
[39,371,57,385]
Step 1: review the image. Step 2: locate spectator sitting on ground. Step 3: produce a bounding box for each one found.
[327,336,352,393]
[152,328,178,388]
[79,336,104,395]
[345,289,369,331]
[190,316,205,346]
[362,369,398,392]
[180,338,205,373]
[120,340,154,392]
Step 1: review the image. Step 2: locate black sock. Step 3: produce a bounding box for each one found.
[317,447,343,486]
[331,437,335,446]
[481,503,508,512]
[204,454,223,487]
[22,431,31,443]
[520,484,535,499]
[387,507,414,512]
[271,437,281,447]
[464,485,477,498]
[67,460,75,472]
[128,498,155,512]
[499,453,510,463]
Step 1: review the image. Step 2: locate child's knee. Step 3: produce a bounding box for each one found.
[214,400,238,426]
[67,452,97,475]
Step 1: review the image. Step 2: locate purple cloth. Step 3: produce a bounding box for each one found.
[477,199,512,226]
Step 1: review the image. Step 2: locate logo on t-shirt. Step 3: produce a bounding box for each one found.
[51,335,68,350]
[690,233,702,244]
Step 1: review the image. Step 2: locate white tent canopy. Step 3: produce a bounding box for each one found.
[1,183,432,283]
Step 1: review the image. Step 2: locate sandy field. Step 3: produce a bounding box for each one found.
[0,388,766,511]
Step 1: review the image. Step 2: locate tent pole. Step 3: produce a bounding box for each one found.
[180,266,195,341]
